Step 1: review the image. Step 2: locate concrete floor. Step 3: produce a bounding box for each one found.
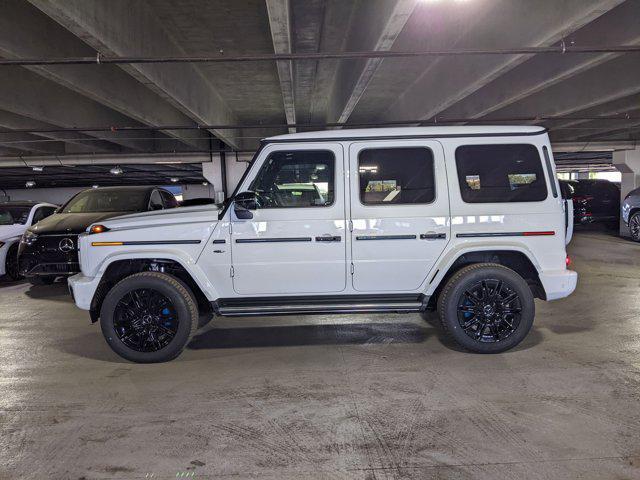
[1,231,640,480]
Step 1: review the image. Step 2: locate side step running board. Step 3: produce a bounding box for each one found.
[217,302,423,316]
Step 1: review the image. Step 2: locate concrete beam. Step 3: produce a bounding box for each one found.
[0,109,118,154]
[440,0,640,121]
[0,131,65,155]
[266,0,296,133]
[29,0,241,149]
[383,0,624,123]
[328,0,417,124]
[488,54,640,124]
[0,0,209,152]
[0,67,155,152]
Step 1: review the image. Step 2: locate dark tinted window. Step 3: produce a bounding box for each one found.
[455,144,547,203]
[160,190,179,209]
[32,206,56,224]
[0,206,30,225]
[62,190,150,213]
[250,150,334,208]
[358,147,435,205]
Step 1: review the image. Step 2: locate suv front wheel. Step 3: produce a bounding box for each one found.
[437,263,535,353]
[100,272,199,363]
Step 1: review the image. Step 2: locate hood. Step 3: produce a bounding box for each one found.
[0,224,25,241]
[102,205,220,230]
[30,212,131,235]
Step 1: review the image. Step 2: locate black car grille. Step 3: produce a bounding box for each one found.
[20,233,80,276]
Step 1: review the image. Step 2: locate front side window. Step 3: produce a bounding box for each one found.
[455,144,548,203]
[249,150,335,208]
[358,147,435,205]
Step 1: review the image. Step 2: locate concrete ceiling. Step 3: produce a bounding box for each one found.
[0,0,638,164]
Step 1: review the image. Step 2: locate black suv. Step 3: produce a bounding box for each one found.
[560,179,620,228]
[18,186,178,284]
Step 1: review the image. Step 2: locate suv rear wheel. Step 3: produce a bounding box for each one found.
[100,272,199,363]
[437,263,535,353]
[629,212,640,242]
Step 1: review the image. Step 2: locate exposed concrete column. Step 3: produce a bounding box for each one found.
[613,147,640,236]
[201,157,223,201]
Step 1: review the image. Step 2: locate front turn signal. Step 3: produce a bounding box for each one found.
[89,224,109,234]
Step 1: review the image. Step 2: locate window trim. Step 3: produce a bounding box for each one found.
[356,146,437,207]
[454,143,549,204]
[248,149,337,209]
[542,146,558,198]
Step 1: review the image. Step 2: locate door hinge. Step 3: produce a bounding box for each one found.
[230,266,235,278]
[350,263,354,275]
[348,220,353,232]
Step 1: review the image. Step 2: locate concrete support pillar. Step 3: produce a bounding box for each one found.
[201,156,223,202]
[612,147,640,237]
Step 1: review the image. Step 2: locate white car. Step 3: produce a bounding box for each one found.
[0,202,58,280]
[69,126,577,363]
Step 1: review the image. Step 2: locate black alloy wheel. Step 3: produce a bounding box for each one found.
[437,263,535,353]
[629,213,640,242]
[5,244,22,281]
[457,279,522,343]
[100,272,199,363]
[113,289,179,352]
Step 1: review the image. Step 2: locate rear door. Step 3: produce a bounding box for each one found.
[348,140,450,292]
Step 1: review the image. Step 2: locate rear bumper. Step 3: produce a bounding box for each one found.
[67,273,100,310]
[539,269,578,301]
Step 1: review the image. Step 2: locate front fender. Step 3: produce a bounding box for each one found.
[90,249,219,301]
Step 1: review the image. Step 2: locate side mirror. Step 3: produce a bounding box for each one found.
[233,191,257,219]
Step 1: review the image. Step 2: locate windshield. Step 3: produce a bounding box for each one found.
[0,206,30,225]
[62,190,149,213]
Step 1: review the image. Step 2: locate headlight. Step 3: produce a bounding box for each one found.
[21,231,38,246]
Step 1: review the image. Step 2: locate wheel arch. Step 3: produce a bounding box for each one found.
[89,257,214,323]
[426,247,544,309]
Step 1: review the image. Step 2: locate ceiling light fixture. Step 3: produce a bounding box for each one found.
[110,166,123,175]
[32,166,44,172]
[170,177,179,183]
[25,180,36,188]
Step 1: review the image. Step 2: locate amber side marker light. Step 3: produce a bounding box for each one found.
[89,224,110,234]
[91,241,123,247]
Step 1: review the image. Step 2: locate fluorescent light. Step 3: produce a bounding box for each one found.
[110,166,123,175]
[170,177,179,183]
[32,166,44,172]
[25,181,36,188]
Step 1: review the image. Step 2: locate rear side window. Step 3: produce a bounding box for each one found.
[358,147,435,205]
[455,144,547,203]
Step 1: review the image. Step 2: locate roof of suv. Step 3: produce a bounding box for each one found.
[264,126,546,142]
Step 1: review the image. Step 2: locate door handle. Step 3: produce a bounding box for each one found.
[315,235,341,242]
[420,232,446,240]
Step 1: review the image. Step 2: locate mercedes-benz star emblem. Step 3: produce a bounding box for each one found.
[59,238,75,253]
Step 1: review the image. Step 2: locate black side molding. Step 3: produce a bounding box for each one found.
[456,231,555,238]
[356,234,417,241]
[236,237,312,243]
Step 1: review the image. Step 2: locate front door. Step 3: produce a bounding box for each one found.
[348,140,450,292]
[230,143,347,295]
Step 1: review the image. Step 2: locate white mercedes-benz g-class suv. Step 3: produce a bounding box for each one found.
[68,126,577,363]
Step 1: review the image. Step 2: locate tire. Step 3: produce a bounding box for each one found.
[100,272,199,363]
[437,263,535,354]
[629,212,640,242]
[4,243,22,281]
[28,276,56,285]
